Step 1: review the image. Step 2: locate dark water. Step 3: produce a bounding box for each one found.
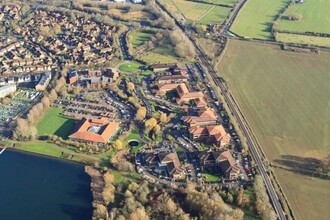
[0,149,93,220]
[128,140,140,147]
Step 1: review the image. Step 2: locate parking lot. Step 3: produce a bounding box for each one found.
[53,90,136,124]
[0,89,40,126]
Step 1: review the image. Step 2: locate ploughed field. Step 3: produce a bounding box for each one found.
[217,39,330,220]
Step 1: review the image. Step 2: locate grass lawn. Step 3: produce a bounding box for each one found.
[94,150,116,160]
[172,0,212,21]
[36,107,74,139]
[277,0,330,34]
[203,173,220,182]
[139,52,181,64]
[231,0,290,39]
[218,39,330,220]
[138,37,187,64]
[118,62,142,73]
[123,128,146,153]
[198,6,232,25]
[160,0,232,25]
[14,141,65,158]
[110,168,141,187]
[276,33,330,47]
[131,31,154,47]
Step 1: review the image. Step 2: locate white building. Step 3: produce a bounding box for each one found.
[132,0,142,3]
[0,84,16,98]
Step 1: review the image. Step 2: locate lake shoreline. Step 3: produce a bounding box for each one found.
[0,149,93,220]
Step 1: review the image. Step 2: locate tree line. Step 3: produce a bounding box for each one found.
[13,75,67,141]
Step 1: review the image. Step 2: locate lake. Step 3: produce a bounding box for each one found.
[0,149,93,220]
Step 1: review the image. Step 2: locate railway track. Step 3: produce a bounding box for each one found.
[192,41,287,220]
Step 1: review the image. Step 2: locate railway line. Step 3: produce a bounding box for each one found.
[190,37,287,220]
[155,1,289,219]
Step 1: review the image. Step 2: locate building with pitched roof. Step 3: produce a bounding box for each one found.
[157,75,188,85]
[189,124,231,146]
[145,152,185,178]
[69,117,119,145]
[184,108,217,127]
[157,83,205,105]
[198,150,240,179]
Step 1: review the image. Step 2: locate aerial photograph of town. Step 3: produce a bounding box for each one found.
[0,0,329,219]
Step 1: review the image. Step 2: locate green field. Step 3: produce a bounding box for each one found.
[218,39,330,220]
[203,173,220,182]
[198,6,232,25]
[172,0,212,21]
[138,38,182,64]
[277,0,330,34]
[118,62,141,73]
[15,141,64,158]
[131,31,154,47]
[276,32,330,47]
[36,107,74,139]
[160,0,232,25]
[231,0,290,39]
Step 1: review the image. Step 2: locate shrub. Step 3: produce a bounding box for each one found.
[286,13,303,21]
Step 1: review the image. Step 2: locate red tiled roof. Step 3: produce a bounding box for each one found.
[189,124,230,144]
[69,118,119,144]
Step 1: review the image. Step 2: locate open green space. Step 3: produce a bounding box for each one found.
[160,0,232,26]
[276,33,330,48]
[131,31,154,47]
[14,141,64,158]
[110,168,141,187]
[118,62,142,73]
[277,0,330,34]
[122,128,146,154]
[217,39,330,220]
[138,38,182,64]
[203,173,220,182]
[231,0,290,39]
[198,6,232,25]
[139,52,180,64]
[36,107,75,139]
[172,0,212,21]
